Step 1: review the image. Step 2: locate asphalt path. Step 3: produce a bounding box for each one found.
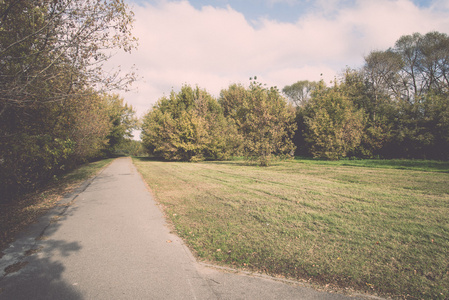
[0,158,370,299]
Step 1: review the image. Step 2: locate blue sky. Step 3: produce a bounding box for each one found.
[133,0,441,24]
[110,0,449,122]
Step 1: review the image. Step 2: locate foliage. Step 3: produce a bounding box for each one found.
[288,31,449,160]
[117,139,147,157]
[385,93,449,159]
[363,31,449,159]
[0,0,137,201]
[103,94,138,156]
[0,90,126,199]
[141,85,238,161]
[0,0,137,115]
[219,81,296,166]
[282,80,318,107]
[341,69,395,158]
[301,81,366,160]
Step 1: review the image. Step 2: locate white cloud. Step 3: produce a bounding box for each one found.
[109,0,449,123]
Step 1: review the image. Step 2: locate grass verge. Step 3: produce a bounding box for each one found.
[133,157,449,299]
[0,158,114,252]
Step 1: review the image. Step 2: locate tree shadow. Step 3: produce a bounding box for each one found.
[0,204,84,299]
[0,240,83,300]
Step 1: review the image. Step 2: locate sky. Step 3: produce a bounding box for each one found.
[107,0,449,128]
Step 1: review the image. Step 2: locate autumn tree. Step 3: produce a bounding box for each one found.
[141,86,238,161]
[219,81,296,166]
[0,0,137,115]
[0,0,137,200]
[301,81,366,160]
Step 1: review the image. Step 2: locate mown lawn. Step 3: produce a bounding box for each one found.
[133,157,449,299]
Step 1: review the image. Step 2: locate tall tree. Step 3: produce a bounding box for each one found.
[103,94,137,156]
[0,0,137,116]
[0,0,137,200]
[220,81,296,166]
[141,86,237,161]
[302,81,366,160]
[393,32,449,102]
[362,31,449,159]
[282,80,318,107]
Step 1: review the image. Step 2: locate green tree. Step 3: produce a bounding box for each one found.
[0,0,137,200]
[393,32,449,101]
[141,85,237,161]
[303,81,366,160]
[0,89,112,199]
[362,31,449,159]
[118,139,147,157]
[220,81,296,166]
[0,0,137,116]
[384,93,449,159]
[282,80,318,107]
[341,68,395,158]
[103,94,138,156]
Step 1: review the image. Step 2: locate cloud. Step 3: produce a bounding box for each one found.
[109,0,449,122]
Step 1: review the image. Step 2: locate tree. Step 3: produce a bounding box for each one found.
[103,94,138,156]
[0,89,112,199]
[141,85,237,161]
[118,139,147,157]
[282,80,318,107]
[341,68,395,158]
[384,93,449,159]
[0,0,137,116]
[220,81,296,166]
[302,81,366,160]
[364,50,403,107]
[391,32,449,102]
[0,0,137,200]
[361,31,449,159]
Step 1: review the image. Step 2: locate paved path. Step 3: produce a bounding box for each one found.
[0,158,369,299]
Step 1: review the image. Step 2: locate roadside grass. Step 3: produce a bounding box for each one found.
[133,157,449,299]
[0,158,114,252]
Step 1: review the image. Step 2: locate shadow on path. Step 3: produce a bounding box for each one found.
[0,194,83,300]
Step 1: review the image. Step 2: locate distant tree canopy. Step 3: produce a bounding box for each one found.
[0,0,137,200]
[290,31,449,160]
[143,31,449,164]
[282,80,318,107]
[104,94,138,156]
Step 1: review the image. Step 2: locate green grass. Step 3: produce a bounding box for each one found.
[133,157,449,299]
[0,158,114,252]
[294,157,449,173]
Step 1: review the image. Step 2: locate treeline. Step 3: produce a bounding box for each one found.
[290,31,449,160]
[142,31,448,163]
[0,0,137,200]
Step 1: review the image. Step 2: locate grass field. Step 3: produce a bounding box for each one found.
[0,158,113,252]
[133,157,449,299]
